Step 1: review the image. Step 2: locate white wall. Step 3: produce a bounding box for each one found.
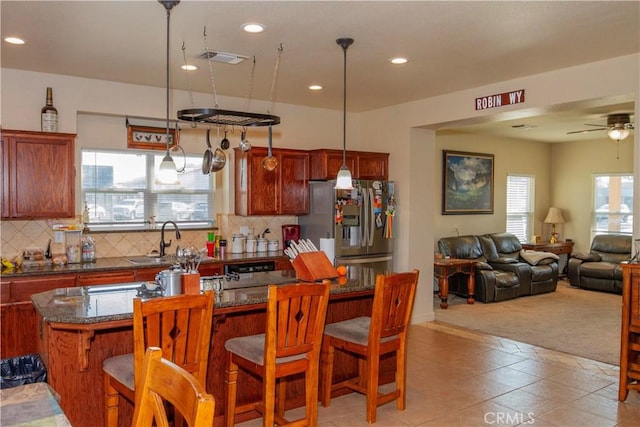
[2,53,639,325]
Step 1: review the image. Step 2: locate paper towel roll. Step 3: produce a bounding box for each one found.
[319,238,335,265]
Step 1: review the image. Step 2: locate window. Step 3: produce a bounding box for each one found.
[81,149,213,230]
[506,175,535,243]
[592,174,633,237]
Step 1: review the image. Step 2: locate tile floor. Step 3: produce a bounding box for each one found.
[238,322,640,426]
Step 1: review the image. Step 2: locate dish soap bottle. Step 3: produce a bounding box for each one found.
[41,87,58,132]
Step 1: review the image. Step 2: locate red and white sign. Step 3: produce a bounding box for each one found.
[475,89,525,110]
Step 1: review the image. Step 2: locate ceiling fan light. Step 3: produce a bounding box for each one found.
[608,127,630,141]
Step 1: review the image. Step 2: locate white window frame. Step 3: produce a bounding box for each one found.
[81,148,214,231]
[506,174,535,243]
[592,173,633,239]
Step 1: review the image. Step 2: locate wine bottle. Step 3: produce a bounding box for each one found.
[41,87,58,132]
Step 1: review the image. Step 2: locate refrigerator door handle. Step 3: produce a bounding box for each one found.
[361,187,369,247]
[368,188,375,247]
[338,255,393,264]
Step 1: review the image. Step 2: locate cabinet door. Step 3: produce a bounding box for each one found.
[77,270,136,286]
[280,151,309,215]
[13,302,40,356]
[1,136,8,218]
[3,130,76,218]
[235,147,309,216]
[10,274,77,302]
[1,304,15,357]
[356,152,389,180]
[309,149,357,180]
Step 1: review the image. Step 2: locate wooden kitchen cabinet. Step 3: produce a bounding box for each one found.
[1,130,76,219]
[2,274,76,358]
[308,149,389,180]
[619,263,640,401]
[234,147,309,216]
[77,270,136,286]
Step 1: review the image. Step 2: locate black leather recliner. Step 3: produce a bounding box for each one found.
[437,232,558,303]
[567,234,631,294]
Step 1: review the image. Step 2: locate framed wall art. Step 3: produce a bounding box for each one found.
[442,150,494,215]
[127,125,178,150]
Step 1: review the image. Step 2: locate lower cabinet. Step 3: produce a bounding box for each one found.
[77,270,135,286]
[3,274,76,358]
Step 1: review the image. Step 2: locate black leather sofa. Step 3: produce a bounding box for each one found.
[437,232,559,303]
[567,234,631,294]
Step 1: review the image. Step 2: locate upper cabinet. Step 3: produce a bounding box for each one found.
[309,149,389,180]
[1,130,76,219]
[234,147,309,216]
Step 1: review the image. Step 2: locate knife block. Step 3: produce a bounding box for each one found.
[292,251,339,282]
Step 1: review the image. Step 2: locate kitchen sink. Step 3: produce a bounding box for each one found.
[125,256,172,265]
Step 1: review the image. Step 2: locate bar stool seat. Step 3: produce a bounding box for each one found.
[225,282,330,427]
[321,270,420,424]
[103,292,214,427]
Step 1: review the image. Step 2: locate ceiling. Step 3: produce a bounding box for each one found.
[1,1,638,142]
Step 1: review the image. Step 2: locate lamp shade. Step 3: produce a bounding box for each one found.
[608,127,631,142]
[544,207,566,224]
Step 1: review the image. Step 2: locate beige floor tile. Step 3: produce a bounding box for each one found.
[238,324,640,427]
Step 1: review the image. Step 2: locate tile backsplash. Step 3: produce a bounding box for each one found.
[1,214,298,260]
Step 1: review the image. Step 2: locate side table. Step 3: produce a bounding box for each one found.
[433,258,475,309]
[522,241,574,277]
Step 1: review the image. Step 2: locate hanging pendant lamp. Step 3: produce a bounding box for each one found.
[335,37,354,190]
[156,0,180,185]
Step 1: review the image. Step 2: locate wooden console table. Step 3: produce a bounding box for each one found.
[433,258,475,309]
[619,262,640,402]
[522,241,574,277]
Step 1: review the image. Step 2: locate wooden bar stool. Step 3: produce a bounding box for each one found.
[132,347,215,427]
[321,270,419,423]
[103,292,214,427]
[224,282,330,426]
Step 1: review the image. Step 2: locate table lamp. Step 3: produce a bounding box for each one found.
[544,207,566,243]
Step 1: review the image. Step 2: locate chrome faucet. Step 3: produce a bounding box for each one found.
[160,221,181,257]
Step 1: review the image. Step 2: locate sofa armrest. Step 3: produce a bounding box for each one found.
[572,252,601,262]
[489,262,532,290]
[490,257,519,264]
[475,261,493,271]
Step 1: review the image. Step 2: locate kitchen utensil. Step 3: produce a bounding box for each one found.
[210,146,226,172]
[202,128,212,174]
[262,125,278,171]
[239,130,251,152]
[220,130,230,150]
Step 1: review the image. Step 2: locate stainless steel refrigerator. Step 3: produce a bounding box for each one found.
[299,179,396,285]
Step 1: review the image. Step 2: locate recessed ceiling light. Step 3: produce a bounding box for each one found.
[181,64,198,71]
[4,36,26,45]
[390,57,408,65]
[308,85,323,91]
[242,23,265,33]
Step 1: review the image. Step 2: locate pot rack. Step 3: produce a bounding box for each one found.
[177,28,281,128]
[177,108,280,127]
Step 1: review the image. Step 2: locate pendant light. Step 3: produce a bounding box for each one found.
[335,37,354,190]
[156,0,180,185]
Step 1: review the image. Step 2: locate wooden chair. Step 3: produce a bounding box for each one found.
[131,347,215,427]
[321,270,419,423]
[103,292,214,427]
[224,282,330,426]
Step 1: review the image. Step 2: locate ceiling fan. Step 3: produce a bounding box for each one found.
[567,113,634,141]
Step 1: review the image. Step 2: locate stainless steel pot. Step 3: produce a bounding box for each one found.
[155,269,183,296]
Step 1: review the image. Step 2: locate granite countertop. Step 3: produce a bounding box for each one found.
[31,270,375,325]
[1,252,290,278]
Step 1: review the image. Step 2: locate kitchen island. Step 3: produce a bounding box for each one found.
[32,269,386,427]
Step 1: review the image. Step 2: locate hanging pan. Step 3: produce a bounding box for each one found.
[202,128,213,174]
